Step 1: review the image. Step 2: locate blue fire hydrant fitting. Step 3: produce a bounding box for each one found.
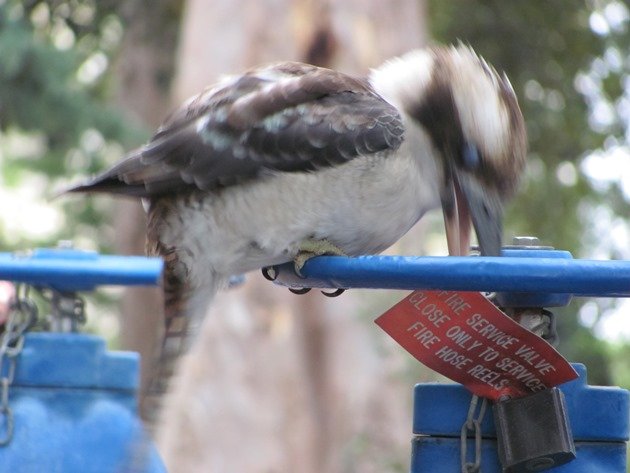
[411,363,629,472]
[0,248,165,473]
[2,245,630,472]
[0,332,166,473]
[270,242,630,471]
[408,246,630,472]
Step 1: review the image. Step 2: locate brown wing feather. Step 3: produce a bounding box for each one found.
[66,62,404,197]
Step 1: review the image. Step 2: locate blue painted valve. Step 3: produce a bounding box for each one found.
[409,245,630,472]
[0,247,165,473]
[411,363,629,472]
[2,243,629,472]
[270,239,630,472]
[0,333,166,473]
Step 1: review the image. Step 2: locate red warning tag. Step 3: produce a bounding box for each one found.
[375,290,578,400]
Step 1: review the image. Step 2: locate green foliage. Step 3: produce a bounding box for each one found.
[555,304,614,385]
[608,342,630,388]
[0,1,146,249]
[1,4,138,157]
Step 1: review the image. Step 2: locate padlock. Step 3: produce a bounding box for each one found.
[493,387,576,472]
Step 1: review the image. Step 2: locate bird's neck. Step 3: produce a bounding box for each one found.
[369,50,435,117]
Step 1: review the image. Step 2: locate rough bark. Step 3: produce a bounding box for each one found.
[110,0,181,396]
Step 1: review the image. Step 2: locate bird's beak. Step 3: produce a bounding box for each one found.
[442,168,504,257]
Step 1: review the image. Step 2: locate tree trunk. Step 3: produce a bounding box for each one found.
[156,1,429,472]
[110,0,181,396]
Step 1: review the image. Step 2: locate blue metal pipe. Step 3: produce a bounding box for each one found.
[271,250,630,298]
[0,248,163,291]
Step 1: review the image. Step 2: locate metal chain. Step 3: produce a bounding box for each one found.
[0,286,38,446]
[460,394,488,473]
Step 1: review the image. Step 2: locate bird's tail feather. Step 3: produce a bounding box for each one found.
[140,239,222,425]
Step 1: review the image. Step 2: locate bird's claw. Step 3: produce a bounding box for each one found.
[289,287,311,295]
[263,239,347,297]
[288,287,345,297]
[262,266,311,295]
[321,288,345,297]
[261,266,277,281]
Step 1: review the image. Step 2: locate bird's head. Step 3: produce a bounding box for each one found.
[371,44,527,256]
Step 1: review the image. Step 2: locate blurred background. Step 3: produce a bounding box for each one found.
[1,0,630,471]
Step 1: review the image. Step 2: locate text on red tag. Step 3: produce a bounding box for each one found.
[375,290,578,400]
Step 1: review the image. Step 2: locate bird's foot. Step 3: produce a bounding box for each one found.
[293,238,346,276]
[290,239,346,297]
[261,239,347,297]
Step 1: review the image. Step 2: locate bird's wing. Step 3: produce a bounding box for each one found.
[67,62,404,197]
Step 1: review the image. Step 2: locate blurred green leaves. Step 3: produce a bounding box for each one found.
[0,0,145,249]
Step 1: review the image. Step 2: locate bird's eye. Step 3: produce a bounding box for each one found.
[462,143,480,170]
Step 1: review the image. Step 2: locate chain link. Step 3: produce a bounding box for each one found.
[0,285,37,446]
[460,394,488,473]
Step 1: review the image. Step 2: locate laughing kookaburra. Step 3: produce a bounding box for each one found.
[67,44,527,346]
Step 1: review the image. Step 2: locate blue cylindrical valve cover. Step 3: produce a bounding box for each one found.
[411,364,629,472]
[0,333,166,473]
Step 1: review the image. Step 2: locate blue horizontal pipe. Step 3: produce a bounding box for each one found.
[271,252,630,298]
[0,248,163,291]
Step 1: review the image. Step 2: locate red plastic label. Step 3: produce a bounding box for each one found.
[375,290,578,400]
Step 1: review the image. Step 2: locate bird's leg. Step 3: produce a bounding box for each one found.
[292,238,347,297]
[294,238,346,275]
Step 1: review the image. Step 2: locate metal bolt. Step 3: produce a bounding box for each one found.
[512,236,540,247]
